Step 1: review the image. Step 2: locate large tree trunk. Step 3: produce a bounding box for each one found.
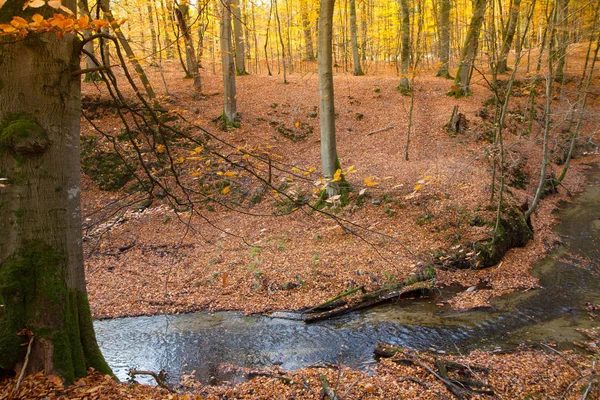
[349,0,364,75]
[435,0,452,78]
[231,0,248,75]
[220,0,238,125]
[318,0,339,197]
[497,0,522,74]
[449,0,487,96]
[0,3,111,384]
[398,0,411,93]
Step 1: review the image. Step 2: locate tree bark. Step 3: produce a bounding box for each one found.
[398,0,411,92]
[449,0,487,96]
[174,2,202,91]
[0,2,111,383]
[231,0,247,75]
[299,0,315,60]
[497,0,522,74]
[349,0,364,75]
[435,0,452,78]
[274,0,288,83]
[147,3,159,66]
[318,0,339,197]
[220,0,238,125]
[78,0,102,82]
[100,3,157,100]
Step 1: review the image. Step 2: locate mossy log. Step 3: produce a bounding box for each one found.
[303,268,434,323]
[437,205,533,270]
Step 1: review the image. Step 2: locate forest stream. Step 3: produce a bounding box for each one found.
[94,164,600,386]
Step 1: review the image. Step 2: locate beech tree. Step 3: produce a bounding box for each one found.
[318,0,340,197]
[449,0,487,96]
[349,0,363,75]
[231,0,248,75]
[174,0,202,91]
[220,0,239,124]
[0,0,111,383]
[435,0,452,78]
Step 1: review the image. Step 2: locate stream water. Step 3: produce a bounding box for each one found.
[94,164,600,385]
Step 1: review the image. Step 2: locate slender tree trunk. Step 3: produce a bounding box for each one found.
[558,29,599,183]
[318,0,339,197]
[349,0,363,75]
[147,3,159,66]
[300,0,315,60]
[220,1,238,124]
[436,0,452,78]
[497,0,522,73]
[78,0,102,81]
[398,0,411,93]
[230,0,248,75]
[100,4,157,100]
[449,0,487,96]
[264,0,273,75]
[274,0,288,83]
[554,0,569,80]
[99,0,111,66]
[0,2,111,383]
[525,3,558,220]
[361,0,368,61]
[174,2,202,91]
[159,0,174,58]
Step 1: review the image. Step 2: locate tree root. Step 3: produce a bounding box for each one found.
[375,342,495,399]
[129,369,175,393]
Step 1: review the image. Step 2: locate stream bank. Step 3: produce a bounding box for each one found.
[94,164,599,385]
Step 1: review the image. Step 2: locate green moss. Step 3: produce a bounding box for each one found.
[0,113,49,154]
[13,208,24,225]
[473,207,532,267]
[0,241,111,382]
[80,137,134,191]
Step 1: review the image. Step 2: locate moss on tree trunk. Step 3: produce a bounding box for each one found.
[0,242,110,383]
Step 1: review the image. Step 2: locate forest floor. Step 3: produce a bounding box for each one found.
[3,46,600,399]
[80,54,598,320]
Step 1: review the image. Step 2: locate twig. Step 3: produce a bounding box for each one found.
[398,377,451,400]
[12,333,34,397]
[367,124,395,136]
[319,375,339,400]
[129,369,176,393]
[540,343,583,377]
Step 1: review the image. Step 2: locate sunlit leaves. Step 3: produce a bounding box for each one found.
[0,12,106,37]
[24,0,45,9]
[331,168,343,183]
[364,177,379,186]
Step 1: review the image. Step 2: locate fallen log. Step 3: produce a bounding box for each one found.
[304,285,365,313]
[304,280,432,323]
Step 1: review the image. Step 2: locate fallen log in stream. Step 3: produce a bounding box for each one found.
[301,268,434,323]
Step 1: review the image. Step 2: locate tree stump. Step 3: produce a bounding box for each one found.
[445,105,467,135]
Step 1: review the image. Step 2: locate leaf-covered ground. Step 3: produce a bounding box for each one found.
[3,46,600,398]
[79,50,598,319]
[2,347,598,399]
